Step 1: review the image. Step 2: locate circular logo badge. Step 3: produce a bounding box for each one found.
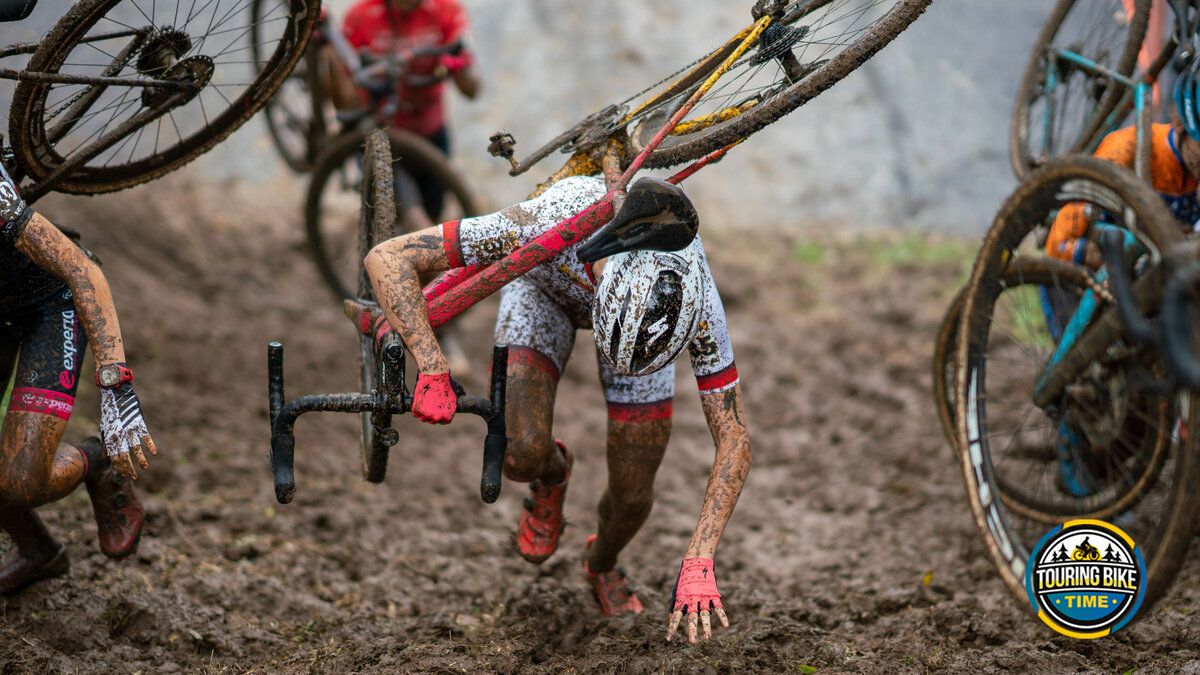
[1025,519,1145,638]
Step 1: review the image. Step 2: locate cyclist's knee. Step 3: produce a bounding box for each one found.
[503,430,555,482]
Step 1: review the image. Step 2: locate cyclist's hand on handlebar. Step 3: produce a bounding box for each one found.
[666,558,729,644]
[437,53,471,75]
[99,383,157,480]
[413,371,461,424]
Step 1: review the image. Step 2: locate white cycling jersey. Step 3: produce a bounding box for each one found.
[440,175,738,410]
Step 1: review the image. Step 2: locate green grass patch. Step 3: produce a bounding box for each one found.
[1,370,13,415]
[792,240,827,265]
[868,233,973,269]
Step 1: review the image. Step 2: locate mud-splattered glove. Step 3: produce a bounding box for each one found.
[666,557,729,643]
[99,382,156,479]
[412,371,463,424]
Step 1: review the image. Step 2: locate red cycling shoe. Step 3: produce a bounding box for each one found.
[517,441,572,563]
[83,437,145,560]
[584,534,644,615]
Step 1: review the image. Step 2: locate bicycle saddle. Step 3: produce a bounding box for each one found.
[577,177,698,263]
[0,0,35,22]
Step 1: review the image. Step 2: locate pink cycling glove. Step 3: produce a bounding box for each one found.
[413,371,458,424]
[438,53,471,74]
[670,558,722,614]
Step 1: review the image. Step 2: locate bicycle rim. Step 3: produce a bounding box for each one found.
[934,259,1092,457]
[254,0,325,173]
[306,128,480,301]
[8,0,318,196]
[628,0,931,169]
[1009,0,1150,180]
[358,130,397,483]
[956,156,1200,616]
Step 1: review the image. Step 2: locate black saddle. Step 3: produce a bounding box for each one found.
[0,0,36,22]
[577,177,699,263]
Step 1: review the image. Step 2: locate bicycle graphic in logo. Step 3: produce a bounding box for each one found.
[1025,520,1145,638]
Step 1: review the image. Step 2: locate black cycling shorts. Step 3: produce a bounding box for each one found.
[0,286,86,420]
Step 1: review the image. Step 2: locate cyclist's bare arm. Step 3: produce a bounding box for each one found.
[689,383,752,560]
[14,213,155,478]
[364,227,452,375]
[15,214,127,369]
[319,45,365,111]
[452,64,479,99]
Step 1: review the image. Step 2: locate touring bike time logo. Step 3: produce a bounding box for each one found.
[1025,520,1145,638]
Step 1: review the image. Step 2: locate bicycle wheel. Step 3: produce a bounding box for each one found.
[934,258,1093,455]
[7,0,319,198]
[253,0,327,172]
[956,156,1200,617]
[621,0,931,169]
[306,127,480,301]
[1010,0,1150,181]
[358,130,399,483]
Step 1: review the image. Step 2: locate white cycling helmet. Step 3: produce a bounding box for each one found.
[592,241,706,376]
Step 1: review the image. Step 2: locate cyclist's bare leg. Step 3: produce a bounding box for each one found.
[0,412,84,508]
[503,348,567,485]
[0,412,82,562]
[585,416,671,573]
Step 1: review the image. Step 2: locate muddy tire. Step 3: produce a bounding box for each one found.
[956,156,1200,618]
[253,0,327,173]
[633,0,932,169]
[306,127,480,301]
[934,258,1093,455]
[358,130,399,484]
[8,0,319,200]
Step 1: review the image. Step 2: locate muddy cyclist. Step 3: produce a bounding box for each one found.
[359,174,750,643]
[0,159,156,594]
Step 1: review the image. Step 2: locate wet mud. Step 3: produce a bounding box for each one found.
[2,171,1200,673]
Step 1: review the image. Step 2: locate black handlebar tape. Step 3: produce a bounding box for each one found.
[1102,229,1158,346]
[481,434,507,503]
[266,342,295,503]
[480,345,509,503]
[268,342,285,425]
[1162,262,1200,389]
[270,433,296,504]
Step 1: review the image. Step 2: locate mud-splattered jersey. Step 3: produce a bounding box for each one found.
[1048,124,1200,261]
[442,175,739,394]
[0,161,64,311]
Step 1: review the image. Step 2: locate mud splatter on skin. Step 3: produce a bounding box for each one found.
[370,177,752,643]
[0,412,84,508]
[365,231,453,376]
[691,385,751,560]
[14,214,148,481]
[16,215,124,367]
[586,416,671,574]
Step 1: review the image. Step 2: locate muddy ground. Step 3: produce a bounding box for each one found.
[2,171,1200,674]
